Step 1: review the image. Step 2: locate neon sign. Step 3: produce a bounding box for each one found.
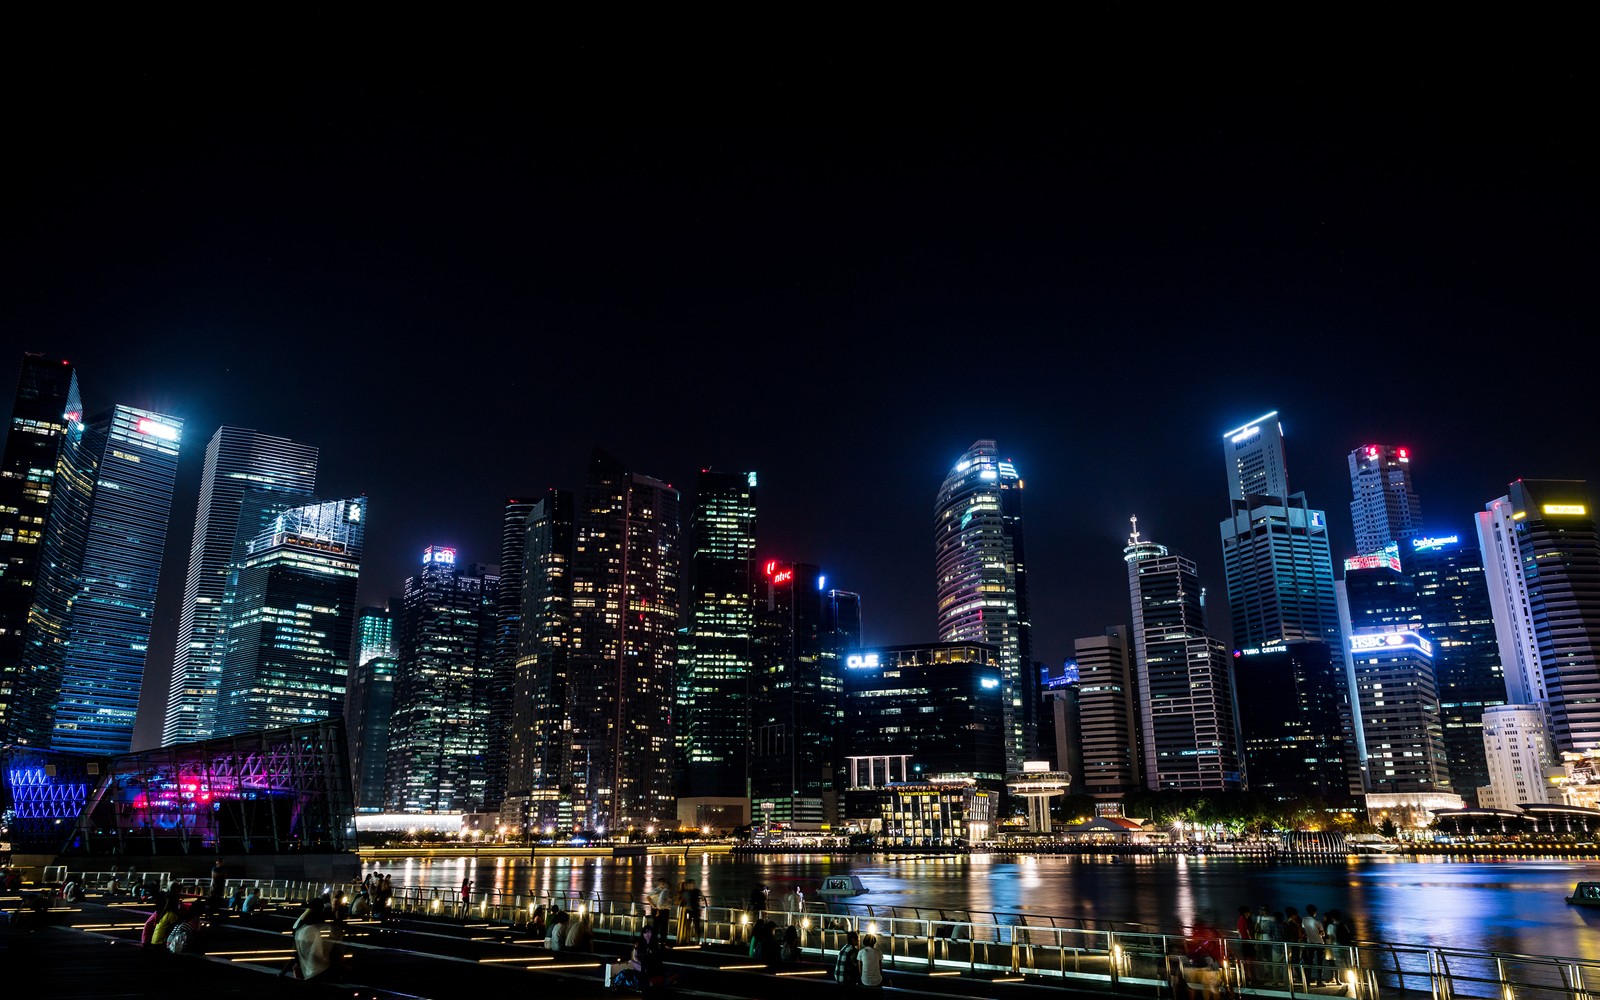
[981,677,1000,689]
[1543,504,1588,516]
[845,653,881,669]
[423,546,456,565]
[135,418,179,441]
[1411,535,1459,551]
[772,569,793,585]
[1349,631,1433,657]
[1344,542,1401,573]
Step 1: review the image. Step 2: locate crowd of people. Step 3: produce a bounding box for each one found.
[1176,903,1359,994]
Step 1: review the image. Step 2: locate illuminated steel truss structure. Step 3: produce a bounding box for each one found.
[1,718,354,856]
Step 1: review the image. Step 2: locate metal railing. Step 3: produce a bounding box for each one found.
[46,871,1600,1000]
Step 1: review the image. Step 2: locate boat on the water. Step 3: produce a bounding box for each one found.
[815,874,870,899]
[1566,882,1600,906]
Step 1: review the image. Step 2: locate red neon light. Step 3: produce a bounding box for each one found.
[773,569,793,585]
[1398,448,1408,458]
[1368,446,1379,458]
[764,560,777,576]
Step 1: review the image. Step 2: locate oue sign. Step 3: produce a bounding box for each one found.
[846,653,881,669]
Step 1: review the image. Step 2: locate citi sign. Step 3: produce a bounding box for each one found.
[846,653,881,669]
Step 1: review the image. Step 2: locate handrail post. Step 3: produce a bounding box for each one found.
[1109,931,1120,992]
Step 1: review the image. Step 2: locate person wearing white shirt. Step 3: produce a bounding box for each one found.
[858,933,884,988]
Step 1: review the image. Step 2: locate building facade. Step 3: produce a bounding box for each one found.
[1232,640,1351,803]
[484,496,539,813]
[1126,519,1245,792]
[934,440,1034,772]
[563,449,681,831]
[678,469,758,801]
[841,643,1006,790]
[213,497,366,736]
[384,547,499,813]
[344,604,396,812]
[1346,628,1451,794]
[1479,703,1557,809]
[750,559,840,826]
[504,489,574,832]
[1408,532,1504,799]
[164,426,318,746]
[25,406,183,754]
[0,354,78,748]
[1067,626,1143,799]
[1348,444,1422,556]
[1477,481,1600,754]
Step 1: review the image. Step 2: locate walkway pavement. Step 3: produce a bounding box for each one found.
[5,887,1133,1000]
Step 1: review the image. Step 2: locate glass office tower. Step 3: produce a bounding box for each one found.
[0,354,79,748]
[1478,480,1600,753]
[1349,444,1423,556]
[384,547,499,813]
[564,450,680,832]
[750,559,839,825]
[345,604,396,812]
[934,440,1034,772]
[680,469,758,800]
[1126,518,1245,792]
[28,406,183,754]
[506,488,575,832]
[213,497,366,736]
[484,496,539,813]
[164,426,317,745]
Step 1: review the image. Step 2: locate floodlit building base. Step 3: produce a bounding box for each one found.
[1364,791,1464,831]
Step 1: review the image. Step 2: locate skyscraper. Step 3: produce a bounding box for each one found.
[385,547,499,813]
[1408,532,1503,798]
[1232,640,1351,803]
[562,449,681,831]
[1477,480,1600,753]
[1346,628,1451,794]
[679,469,758,800]
[164,426,317,746]
[934,440,1034,772]
[345,604,396,812]
[1220,412,1342,651]
[1348,444,1422,555]
[484,496,539,813]
[1125,518,1245,792]
[1068,626,1144,799]
[212,497,366,736]
[750,559,839,826]
[0,354,78,748]
[505,489,574,832]
[25,405,183,754]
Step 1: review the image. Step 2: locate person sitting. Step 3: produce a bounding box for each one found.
[285,894,342,981]
[240,886,260,916]
[149,892,186,948]
[564,911,593,952]
[546,910,569,951]
[613,924,668,991]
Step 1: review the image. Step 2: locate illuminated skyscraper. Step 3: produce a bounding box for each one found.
[678,469,758,800]
[212,497,366,737]
[164,426,317,746]
[505,488,574,831]
[0,353,78,748]
[934,440,1034,772]
[385,548,499,813]
[1408,533,1503,797]
[344,604,396,812]
[1345,627,1451,794]
[1477,480,1600,753]
[26,406,183,755]
[1348,444,1422,555]
[484,496,539,813]
[550,449,681,832]
[751,559,839,825]
[1067,626,1143,799]
[1125,518,1245,792]
[1223,410,1290,502]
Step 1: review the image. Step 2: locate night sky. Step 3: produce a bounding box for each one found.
[2,58,1592,752]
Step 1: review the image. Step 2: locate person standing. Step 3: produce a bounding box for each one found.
[460,876,472,912]
[1303,904,1329,985]
[649,877,673,945]
[1235,905,1257,986]
[1325,908,1355,988]
[208,859,227,909]
[681,879,703,944]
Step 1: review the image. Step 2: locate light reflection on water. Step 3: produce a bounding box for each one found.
[371,852,1600,958]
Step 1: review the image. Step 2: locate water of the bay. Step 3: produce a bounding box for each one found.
[367,851,1600,961]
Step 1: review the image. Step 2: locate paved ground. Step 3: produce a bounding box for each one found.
[3,888,1100,1000]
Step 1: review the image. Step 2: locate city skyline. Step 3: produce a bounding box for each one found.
[1,68,1591,754]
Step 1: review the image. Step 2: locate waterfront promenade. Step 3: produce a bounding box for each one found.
[10,872,1595,1000]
